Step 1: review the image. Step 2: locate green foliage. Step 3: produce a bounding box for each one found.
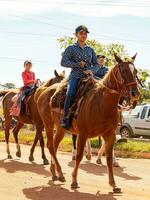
[3,82,16,89]
[58,36,150,103]
[137,69,150,103]
[115,140,150,153]
[58,36,128,66]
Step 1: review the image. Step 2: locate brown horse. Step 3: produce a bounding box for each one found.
[0,70,65,164]
[37,54,140,192]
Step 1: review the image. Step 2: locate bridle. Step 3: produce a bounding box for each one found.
[110,62,142,108]
[112,64,138,93]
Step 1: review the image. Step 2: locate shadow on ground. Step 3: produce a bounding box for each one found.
[23,181,121,200]
[68,160,141,181]
[0,159,50,177]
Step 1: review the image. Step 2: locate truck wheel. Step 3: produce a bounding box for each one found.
[120,127,132,138]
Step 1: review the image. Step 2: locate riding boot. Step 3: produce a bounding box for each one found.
[60,95,74,129]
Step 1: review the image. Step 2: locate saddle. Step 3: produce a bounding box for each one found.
[10,85,37,117]
[20,86,37,116]
[51,77,98,123]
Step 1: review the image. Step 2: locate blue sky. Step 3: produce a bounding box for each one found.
[0,0,150,86]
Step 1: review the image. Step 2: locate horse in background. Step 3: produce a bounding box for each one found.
[0,70,65,164]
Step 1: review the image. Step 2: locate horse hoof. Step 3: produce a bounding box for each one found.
[52,175,58,181]
[16,151,21,158]
[113,162,120,167]
[29,156,34,162]
[71,182,79,189]
[86,154,92,161]
[8,155,12,159]
[72,155,76,161]
[43,159,49,165]
[58,176,66,182]
[96,158,102,165]
[113,187,121,193]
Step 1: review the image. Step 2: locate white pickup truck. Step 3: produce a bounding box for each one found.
[120,104,150,138]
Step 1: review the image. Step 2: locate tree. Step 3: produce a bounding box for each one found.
[137,69,150,103]
[58,36,129,66]
[3,82,16,89]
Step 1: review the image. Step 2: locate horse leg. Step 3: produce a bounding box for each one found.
[45,122,65,182]
[72,134,77,160]
[96,139,120,167]
[50,126,65,181]
[37,125,49,165]
[13,121,24,158]
[5,116,12,159]
[85,139,92,160]
[96,139,105,165]
[103,133,121,193]
[29,133,39,162]
[71,134,87,188]
[112,150,120,167]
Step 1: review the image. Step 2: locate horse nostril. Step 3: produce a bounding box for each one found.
[132,91,136,97]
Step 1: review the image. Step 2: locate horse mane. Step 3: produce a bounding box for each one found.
[43,79,53,87]
[96,65,118,91]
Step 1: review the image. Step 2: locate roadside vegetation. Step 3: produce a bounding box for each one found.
[0,129,150,159]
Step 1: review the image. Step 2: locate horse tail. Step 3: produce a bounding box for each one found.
[0,90,9,97]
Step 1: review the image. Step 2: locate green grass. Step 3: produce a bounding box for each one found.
[115,140,150,153]
[0,106,3,116]
[0,129,150,156]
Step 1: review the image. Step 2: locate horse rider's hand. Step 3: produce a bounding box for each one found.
[79,61,87,67]
[84,70,93,75]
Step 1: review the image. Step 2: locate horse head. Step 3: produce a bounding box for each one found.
[43,70,65,87]
[114,53,141,108]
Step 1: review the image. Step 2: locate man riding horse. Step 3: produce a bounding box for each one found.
[60,25,99,129]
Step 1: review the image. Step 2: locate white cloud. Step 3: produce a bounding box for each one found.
[0,0,150,18]
[62,1,150,17]
[0,0,65,19]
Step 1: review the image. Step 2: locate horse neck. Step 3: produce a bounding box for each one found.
[43,79,53,87]
[95,67,121,111]
[101,66,121,92]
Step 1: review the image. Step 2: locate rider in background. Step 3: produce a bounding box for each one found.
[17,60,37,113]
[21,60,37,101]
[95,54,108,78]
[60,25,99,129]
[10,60,37,116]
[22,60,36,87]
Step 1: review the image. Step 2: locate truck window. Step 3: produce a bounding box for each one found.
[140,106,148,119]
[148,108,150,118]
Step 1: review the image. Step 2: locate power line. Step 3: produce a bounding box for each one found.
[0,11,71,30]
[0,30,61,37]
[0,0,150,7]
[0,57,57,64]
[1,30,150,46]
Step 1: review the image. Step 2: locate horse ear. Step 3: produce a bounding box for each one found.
[114,53,122,63]
[54,70,59,77]
[131,53,137,62]
[61,70,65,77]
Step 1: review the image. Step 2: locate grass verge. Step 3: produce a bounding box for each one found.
[0,129,150,158]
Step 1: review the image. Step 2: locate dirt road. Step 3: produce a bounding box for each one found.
[0,142,149,200]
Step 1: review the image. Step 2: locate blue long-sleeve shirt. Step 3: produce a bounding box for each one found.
[95,66,108,79]
[61,42,99,79]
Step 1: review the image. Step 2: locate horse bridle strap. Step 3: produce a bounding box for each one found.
[112,65,137,92]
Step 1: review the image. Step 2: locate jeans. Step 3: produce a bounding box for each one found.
[63,77,80,118]
[17,85,35,108]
